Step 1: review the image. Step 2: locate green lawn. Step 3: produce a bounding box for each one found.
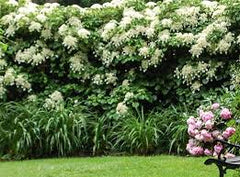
[0,155,238,177]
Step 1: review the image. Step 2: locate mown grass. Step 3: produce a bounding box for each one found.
[0,155,239,177]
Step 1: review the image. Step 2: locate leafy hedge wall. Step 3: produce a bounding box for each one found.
[1,0,240,158]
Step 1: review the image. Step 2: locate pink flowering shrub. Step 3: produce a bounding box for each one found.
[186,103,236,156]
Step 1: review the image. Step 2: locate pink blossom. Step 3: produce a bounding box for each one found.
[186,104,234,157]
[195,133,204,141]
[201,129,213,142]
[188,127,198,136]
[217,135,224,140]
[195,120,203,129]
[211,103,220,110]
[226,127,236,135]
[188,124,196,130]
[186,139,196,151]
[222,131,230,139]
[220,108,232,120]
[212,130,220,138]
[189,146,204,156]
[214,144,223,154]
[187,116,196,125]
[204,149,212,156]
[222,127,235,139]
[188,139,196,145]
[201,111,214,122]
[205,120,214,130]
[225,153,235,159]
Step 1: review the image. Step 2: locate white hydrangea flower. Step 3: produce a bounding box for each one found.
[110,0,125,7]
[145,27,155,38]
[1,14,14,25]
[18,3,38,15]
[0,76,4,84]
[141,60,149,72]
[6,0,18,6]
[216,32,234,54]
[102,2,112,7]
[196,34,209,48]
[105,73,117,85]
[176,33,195,45]
[29,21,42,32]
[63,35,78,49]
[15,46,37,64]
[68,17,82,27]
[124,92,134,102]
[77,28,90,39]
[27,94,37,102]
[176,6,200,17]
[122,79,130,86]
[144,8,157,20]
[158,30,170,43]
[150,49,164,67]
[122,46,135,56]
[49,91,63,102]
[212,5,226,17]
[69,52,88,73]
[191,81,202,92]
[161,18,173,28]
[119,17,132,28]
[36,14,47,23]
[41,3,60,14]
[139,46,149,58]
[44,98,55,109]
[58,24,68,36]
[100,49,114,66]
[92,74,103,85]
[190,44,203,58]
[44,91,64,110]
[103,20,117,32]
[217,42,230,55]
[5,25,16,37]
[116,102,128,115]
[41,48,54,59]
[146,2,156,8]
[91,4,102,9]
[32,53,45,65]
[0,59,7,70]
[15,74,31,91]
[201,0,218,10]
[4,68,15,86]
[41,29,52,40]
[123,8,144,19]
[163,0,173,4]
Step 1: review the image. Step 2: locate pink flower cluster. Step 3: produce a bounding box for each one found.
[186,103,235,156]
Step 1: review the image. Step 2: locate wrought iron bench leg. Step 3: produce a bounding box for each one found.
[217,165,226,177]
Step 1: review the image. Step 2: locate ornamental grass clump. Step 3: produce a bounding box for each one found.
[186,103,236,156]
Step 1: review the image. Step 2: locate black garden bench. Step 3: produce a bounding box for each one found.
[204,139,240,177]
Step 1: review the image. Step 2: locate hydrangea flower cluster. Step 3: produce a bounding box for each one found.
[186,103,236,156]
[175,61,223,92]
[1,0,240,104]
[44,91,64,110]
[0,67,31,98]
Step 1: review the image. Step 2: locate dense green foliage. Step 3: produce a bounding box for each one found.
[1,0,240,159]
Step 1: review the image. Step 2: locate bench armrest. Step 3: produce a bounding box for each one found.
[214,139,240,149]
[214,139,240,160]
